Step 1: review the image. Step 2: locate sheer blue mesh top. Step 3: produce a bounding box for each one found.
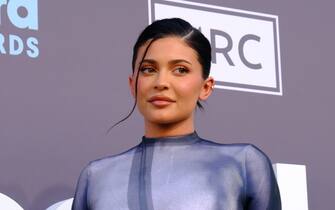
[72,131,281,210]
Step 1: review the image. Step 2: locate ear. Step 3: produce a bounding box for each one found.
[199,76,215,101]
[128,75,135,98]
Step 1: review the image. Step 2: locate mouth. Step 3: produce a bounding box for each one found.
[147,95,176,107]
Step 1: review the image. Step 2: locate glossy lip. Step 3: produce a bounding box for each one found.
[147,95,176,107]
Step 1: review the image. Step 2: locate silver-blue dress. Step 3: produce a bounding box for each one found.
[72,132,281,210]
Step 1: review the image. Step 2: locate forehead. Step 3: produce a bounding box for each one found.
[136,37,199,64]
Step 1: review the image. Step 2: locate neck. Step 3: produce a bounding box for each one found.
[144,115,194,138]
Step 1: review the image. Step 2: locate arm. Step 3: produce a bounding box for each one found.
[72,164,90,210]
[245,145,281,210]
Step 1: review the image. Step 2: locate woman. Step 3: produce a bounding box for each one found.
[72,18,281,210]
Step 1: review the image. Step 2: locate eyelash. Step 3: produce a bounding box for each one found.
[174,67,189,74]
[139,66,190,75]
[139,66,156,74]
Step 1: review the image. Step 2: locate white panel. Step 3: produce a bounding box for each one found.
[273,163,309,210]
[0,193,24,210]
[46,198,73,210]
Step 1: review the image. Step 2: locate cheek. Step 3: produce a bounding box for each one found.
[137,77,152,95]
[175,77,202,102]
[136,76,154,108]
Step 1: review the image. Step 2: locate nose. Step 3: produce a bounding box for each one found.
[154,71,169,90]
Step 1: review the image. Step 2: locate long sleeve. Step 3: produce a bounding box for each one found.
[245,145,281,210]
[72,164,90,210]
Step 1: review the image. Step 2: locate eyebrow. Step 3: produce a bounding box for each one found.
[140,59,192,66]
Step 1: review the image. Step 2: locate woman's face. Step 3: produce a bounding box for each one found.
[129,36,214,125]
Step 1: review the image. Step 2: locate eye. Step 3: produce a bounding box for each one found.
[174,67,189,75]
[140,66,156,74]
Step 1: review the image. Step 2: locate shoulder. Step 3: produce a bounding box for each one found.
[196,138,274,167]
[82,144,140,174]
[241,145,280,209]
[198,137,260,155]
[243,144,275,182]
[198,137,273,162]
[244,144,273,166]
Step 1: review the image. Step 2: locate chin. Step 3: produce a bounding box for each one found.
[147,115,177,125]
[146,112,191,126]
